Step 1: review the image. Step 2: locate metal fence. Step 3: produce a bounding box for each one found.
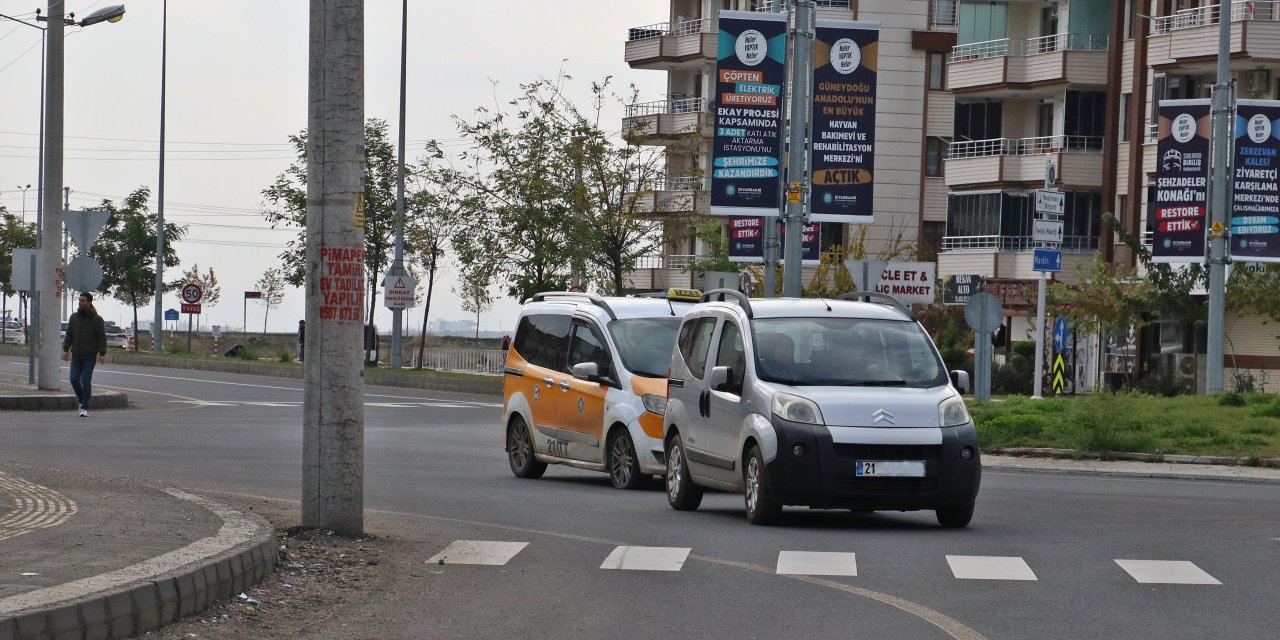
[950,33,1108,62]
[947,136,1105,159]
[941,235,1099,253]
[625,98,708,118]
[412,349,506,375]
[1152,0,1280,35]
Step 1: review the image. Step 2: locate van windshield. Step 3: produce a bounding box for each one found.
[609,317,682,378]
[752,317,948,388]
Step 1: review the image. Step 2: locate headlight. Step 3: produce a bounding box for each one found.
[771,392,824,425]
[641,394,666,416]
[939,395,971,427]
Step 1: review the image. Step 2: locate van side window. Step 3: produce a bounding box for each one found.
[713,322,745,393]
[681,318,717,380]
[514,314,571,372]
[568,321,611,377]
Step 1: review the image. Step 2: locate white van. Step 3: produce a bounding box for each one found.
[662,290,981,526]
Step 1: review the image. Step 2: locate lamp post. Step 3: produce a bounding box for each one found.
[16,185,31,223]
[390,0,409,369]
[153,0,167,353]
[35,2,125,390]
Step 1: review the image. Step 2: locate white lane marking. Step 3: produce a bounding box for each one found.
[600,546,691,572]
[427,540,528,566]
[776,551,857,577]
[946,556,1038,581]
[0,472,77,542]
[1115,560,1221,585]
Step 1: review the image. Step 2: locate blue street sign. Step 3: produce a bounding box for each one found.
[1033,248,1062,273]
[164,308,179,321]
[1053,317,1068,351]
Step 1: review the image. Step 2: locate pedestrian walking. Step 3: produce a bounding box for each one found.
[500,334,511,353]
[61,292,107,417]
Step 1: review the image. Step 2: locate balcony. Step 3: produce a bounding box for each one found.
[938,236,1095,284]
[626,254,703,292]
[941,235,1099,253]
[945,136,1105,188]
[623,99,712,144]
[625,19,716,70]
[947,34,1109,93]
[628,175,710,217]
[1148,1,1280,66]
[755,0,852,14]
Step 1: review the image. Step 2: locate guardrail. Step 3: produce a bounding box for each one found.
[949,33,1108,62]
[941,235,1099,253]
[947,135,1105,159]
[625,98,709,118]
[412,349,506,375]
[1152,0,1280,35]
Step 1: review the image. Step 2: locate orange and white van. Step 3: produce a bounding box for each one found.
[502,290,700,488]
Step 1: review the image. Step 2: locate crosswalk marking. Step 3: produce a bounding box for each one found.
[600,546,691,572]
[946,555,1038,581]
[1114,560,1221,585]
[776,551,857,576]
[427,540,528,566]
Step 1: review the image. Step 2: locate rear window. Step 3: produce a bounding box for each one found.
[512,313,571,373]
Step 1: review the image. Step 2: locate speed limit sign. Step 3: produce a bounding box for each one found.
[181,283,203,304]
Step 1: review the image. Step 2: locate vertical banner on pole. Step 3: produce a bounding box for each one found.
[809,20,879,223]
[710,10,788,217]
[727,217,820,264]
[1230,100,1280,262]
[1153,99,1211,263]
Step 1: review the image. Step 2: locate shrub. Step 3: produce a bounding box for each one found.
[1218,391,1246,407]
[1253,398,1280,418]
[992,355,1033,396]
[1012,341,1036,359]
[237,348,258,361]
[278,351,292,363]
[1064,395,1156,453]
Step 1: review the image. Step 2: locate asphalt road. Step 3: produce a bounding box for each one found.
[2,355,1278,640]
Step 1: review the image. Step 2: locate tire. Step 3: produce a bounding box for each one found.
[665,433,703,510]
[936,502,975,529]
[607,430,645,490]
[744,445,782,525]
[507,416,546,479]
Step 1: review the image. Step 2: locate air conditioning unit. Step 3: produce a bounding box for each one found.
[1173,353,1204,394]
[1246,69,1271,93]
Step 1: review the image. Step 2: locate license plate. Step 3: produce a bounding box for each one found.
[856,460,925,477]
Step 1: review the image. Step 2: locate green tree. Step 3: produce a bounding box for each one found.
[406,144,469,367]
[91,187,186,338]
[455,266,494,340]
[685,219,736,275]
[179,263,220,330]
[261,118,405,331]
[0,209,36,323]
[254,267,287,334]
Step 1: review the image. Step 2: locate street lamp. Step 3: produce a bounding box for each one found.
[77,5,126,27]
[16,185,31,223]
[152,0,167,353]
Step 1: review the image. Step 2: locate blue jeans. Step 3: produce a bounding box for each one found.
[69,356,97,411]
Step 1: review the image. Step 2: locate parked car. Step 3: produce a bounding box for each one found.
[502,288,702,489]
[1,320,26,345]
[104,323,129,349]
[662,290,981,527]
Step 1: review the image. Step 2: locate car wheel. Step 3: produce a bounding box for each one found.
[744,445,782,525]
[665,433,703,510]
[506,416,546,479]
[607,430,644,490]
[936,502,975,528]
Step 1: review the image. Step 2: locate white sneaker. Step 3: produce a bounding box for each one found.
[79,408,88,417]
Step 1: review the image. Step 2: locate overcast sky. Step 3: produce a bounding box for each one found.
[0,0,667,335]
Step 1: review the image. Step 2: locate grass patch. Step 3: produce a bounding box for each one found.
[972,392,1280,457]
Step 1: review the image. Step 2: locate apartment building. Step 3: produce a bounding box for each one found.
[621,0,960,290]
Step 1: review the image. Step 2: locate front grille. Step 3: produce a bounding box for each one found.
[831,444,943,495]
[832,444,942,462]
[835,475,940,494]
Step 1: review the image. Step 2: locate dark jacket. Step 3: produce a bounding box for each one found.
[63,307,107,358]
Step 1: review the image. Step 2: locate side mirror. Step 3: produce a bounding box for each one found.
[950,370,970,395]
[709,366,734,392]
[572,361,600,382]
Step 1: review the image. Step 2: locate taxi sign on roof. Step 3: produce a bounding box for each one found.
[667,288,702,302]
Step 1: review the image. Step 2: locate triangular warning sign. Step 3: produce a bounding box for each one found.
[394,277,405,288]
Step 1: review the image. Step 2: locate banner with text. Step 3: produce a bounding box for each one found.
[711,10,788,217]
[1153,99,1211,263]
[809,20,879,223]
[726,217,819,264]
[1231,100,1280,262]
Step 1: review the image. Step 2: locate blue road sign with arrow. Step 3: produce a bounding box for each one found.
[1053,317,1068,351]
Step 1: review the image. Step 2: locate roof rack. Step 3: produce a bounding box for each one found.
[701,288,753,318]
[836,291,917,321]
[528,291,617,320]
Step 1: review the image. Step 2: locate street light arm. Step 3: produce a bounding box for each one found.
[0,11,46,31]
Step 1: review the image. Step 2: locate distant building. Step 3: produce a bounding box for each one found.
[429,319,479,337]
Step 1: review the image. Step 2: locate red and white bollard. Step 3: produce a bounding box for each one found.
[212,336,219,357]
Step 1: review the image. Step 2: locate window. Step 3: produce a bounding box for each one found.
[679,318,717,379]
[1040,5,1059,39]
[752,318,948,388]
[1037,103,1055,138]
[513,314,571,372]
[568,321,611,378]
[926,138,947,177]
[713,322,746,393]
[1063,90,1107,145]
[1125,0,1136,39]
[921,221,946,255]
[817,222,844,252]
[954,101,1003,141]
[1120,94,1131,142]
[609,317,682,378]
[929,52,946,91]
[1117,195,1129,233]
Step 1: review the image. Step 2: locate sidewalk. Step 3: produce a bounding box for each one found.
[0,464,276,640]
[0,377,128,412]
[984,452,1280,484]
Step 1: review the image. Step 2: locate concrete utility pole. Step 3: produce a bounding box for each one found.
[302,0,365,535]
[37,0,65,391]
[390,0,409,369]
[761,0,785,299]
[1204,2,1233,395]
[782,0,812,298]
[153,0,167,353]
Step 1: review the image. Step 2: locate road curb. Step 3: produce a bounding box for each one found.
[989,446,1280,469]
[0,390,129,412]
[105,352,503,396]
[0,492,277,640]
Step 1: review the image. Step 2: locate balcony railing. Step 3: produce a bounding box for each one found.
[1151,0,1280,35]
[754,0,851,10]
[949,34,1108,62]
[932,0,958,28]
[941,235,1099,253]
[627,18,709,41]
[1145,122,1159,144]
[947,136,1106,159]
[634,254,704,270]
[625,98,709,118]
